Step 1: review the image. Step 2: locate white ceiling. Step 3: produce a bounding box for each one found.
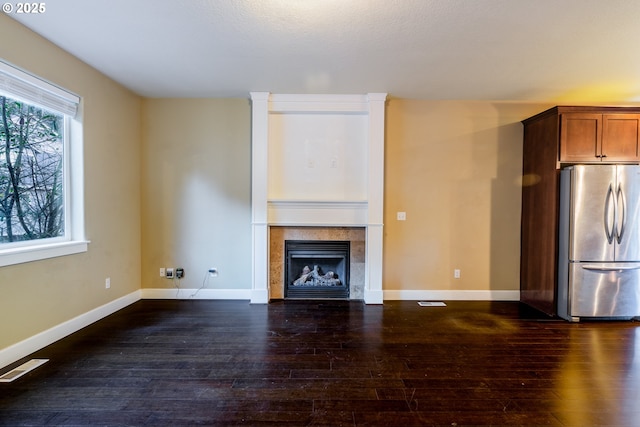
[9,0,640,102]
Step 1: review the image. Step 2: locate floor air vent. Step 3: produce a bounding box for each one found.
[0,359,48,383]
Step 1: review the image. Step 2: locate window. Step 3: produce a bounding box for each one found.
[0,60,86,266]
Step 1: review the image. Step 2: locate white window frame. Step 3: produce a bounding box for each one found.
[0,60,87,267]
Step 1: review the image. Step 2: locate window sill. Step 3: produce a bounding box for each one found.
[0,240,89,267]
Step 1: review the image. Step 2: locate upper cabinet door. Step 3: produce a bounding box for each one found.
[601,114,640,162]
[560,113,602,162]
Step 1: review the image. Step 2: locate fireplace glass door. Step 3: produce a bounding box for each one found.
[285,240,350,299]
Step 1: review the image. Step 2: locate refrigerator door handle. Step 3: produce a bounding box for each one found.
[582,263,640,271]
[616,183,626,244]
[604,183,615,244]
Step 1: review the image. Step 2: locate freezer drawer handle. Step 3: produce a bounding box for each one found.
[582,264,640,271]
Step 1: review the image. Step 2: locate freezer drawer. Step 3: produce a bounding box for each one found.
[565,262,640,319]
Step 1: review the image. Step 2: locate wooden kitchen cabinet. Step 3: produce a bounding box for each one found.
[560,112,640,163]
[602,114,640,161]
[559,113,601,162]
[521,106,640,316]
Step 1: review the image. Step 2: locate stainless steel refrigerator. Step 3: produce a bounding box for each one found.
[558,164,640,321]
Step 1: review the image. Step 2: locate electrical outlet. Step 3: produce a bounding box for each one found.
[166,268,174,279]
[159,268,165,277]
[454,269,461,279]
[176,268,184,279]
[209,267,218,277]
[397,211,406,221]
[105,277,111,289]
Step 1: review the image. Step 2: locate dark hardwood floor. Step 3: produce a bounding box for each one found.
[1,299,640,426]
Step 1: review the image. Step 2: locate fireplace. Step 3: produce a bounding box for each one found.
[285,240,350,299]
[250,93,387,304]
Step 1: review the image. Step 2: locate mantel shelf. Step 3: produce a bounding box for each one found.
[268,199,368,205]
[267,199,368,227]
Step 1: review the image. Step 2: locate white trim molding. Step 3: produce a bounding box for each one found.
[140,288,252,300]
[267,200,368,226]
[383,290,521,301]
[0,290,140,370]
[0,240,89,267]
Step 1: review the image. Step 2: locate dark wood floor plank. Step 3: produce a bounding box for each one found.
[1,299,640,426]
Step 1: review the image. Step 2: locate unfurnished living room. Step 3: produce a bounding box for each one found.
[2,1,640,426]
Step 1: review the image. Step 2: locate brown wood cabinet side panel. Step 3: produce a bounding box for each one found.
[601,114,640,161]
[520,115,559,316]
[559,113,602,162]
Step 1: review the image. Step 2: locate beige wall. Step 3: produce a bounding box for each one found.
[141,99,251,290]
[0,15,142,349]
[141,97,553,296]
[384,99,553,292]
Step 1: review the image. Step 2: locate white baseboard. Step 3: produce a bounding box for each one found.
[383,289,520,301]
[142,288,519,302]
[141,288,252,300]
[364,289,384,304]
[0,290,141,370]
[250,289,269,304]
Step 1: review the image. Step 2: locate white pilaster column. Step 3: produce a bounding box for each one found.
[364,93,387,304]
[250,92,270,303]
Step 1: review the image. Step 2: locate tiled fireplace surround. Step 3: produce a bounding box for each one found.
[250,93,387,304]
[269,226,366,300]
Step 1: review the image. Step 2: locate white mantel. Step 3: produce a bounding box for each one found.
[250,93,387,304]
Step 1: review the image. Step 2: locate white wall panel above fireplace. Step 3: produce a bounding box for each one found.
[267,113,368,201]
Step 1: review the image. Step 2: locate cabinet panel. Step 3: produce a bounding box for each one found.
[520,113,560,316]
[601,114,640,161]
[559,113,601,162]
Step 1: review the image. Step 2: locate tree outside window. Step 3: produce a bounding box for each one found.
[0,94,65,243]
